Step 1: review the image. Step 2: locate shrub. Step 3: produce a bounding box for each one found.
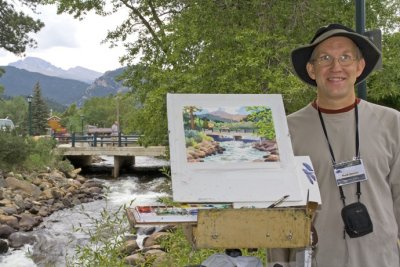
[0,132,30,170]
[23,137,58,171]
[0,133,60,172]
[67,203,131,267]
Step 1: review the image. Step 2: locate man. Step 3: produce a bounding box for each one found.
[111,121,119,146]
[269,24,400,267]
[111,121,119,135]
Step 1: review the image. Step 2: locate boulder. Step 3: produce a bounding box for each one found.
[40,189,54,200]
[0,214,19,229]
[143,232,171,247]
[8,232,36,248]
[82,180,104,189]
[13,194,26,212]
[18,213,41,231]
[0,206,18,215]
[4,177,41,197]
[75,175,87,184]
[144,249,167,266]
[0,199,12,206]
[38,206,50,217]
[125,253,145,265]
[119,239,139,255]
[84,187,103,195]
[0,224,16,238]
[66,168,82,179]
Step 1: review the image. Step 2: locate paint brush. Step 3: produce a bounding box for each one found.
[267,195,290,208]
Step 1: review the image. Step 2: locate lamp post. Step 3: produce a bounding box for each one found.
[27,95,32,136]
[80,115,85,136]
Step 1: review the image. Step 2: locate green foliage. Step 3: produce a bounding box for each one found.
[24,137,58,170]
[31,82,50,135]
[67,203,131,267]
[0,95,29,135]
[81,96,117,128]
[185,130,212,147]
[0,0,44,55]
[58,94,138,135]
[55,159,75,174]
[66,199,266,267]
[246,106,275,140]
[0,132,60,171]
[155,227,221,266]
[156,227,266,266]
[0,131,30,170]
[367,31,400,110]
[43,0,400,143]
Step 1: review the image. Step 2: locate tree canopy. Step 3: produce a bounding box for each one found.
[0,0,44,55]
[40,0,400,144]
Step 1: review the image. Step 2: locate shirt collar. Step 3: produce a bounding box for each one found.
[311,98,361,114]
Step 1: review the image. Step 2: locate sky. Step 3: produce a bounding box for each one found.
[0,4,129,73]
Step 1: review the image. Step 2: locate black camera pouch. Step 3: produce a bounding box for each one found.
[341,202,373,238]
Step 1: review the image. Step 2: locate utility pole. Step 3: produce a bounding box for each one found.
[355,0,367,100]
[27,95,33,135]
[80,115,85,136]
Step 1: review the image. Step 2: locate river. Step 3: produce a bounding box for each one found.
[0,156,169,267]
[203,140,267,162]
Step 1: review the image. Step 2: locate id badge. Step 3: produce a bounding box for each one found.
[333,159,368,186]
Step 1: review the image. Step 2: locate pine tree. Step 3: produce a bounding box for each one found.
[31,82,49,135]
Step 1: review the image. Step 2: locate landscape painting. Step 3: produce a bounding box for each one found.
[167,94,302,203]
[183,106,279,163]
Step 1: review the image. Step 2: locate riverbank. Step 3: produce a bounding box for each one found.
[0,168,104,254]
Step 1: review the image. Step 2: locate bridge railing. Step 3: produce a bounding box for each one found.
[53,132,142,147]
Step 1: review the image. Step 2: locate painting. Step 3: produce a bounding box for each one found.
[183,105,279,164]
[167,94,304,203]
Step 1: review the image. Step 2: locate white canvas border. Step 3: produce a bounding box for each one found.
[167,93,303,202]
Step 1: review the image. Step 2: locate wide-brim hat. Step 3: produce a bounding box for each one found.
[291,24,381,87]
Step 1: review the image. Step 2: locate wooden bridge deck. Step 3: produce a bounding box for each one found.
[57,145,166,157]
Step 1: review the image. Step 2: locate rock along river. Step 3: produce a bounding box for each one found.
[0,156,169,267]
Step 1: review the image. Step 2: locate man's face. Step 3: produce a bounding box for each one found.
[306,36,365,104]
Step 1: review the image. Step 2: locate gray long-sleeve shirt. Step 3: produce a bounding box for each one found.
[269,100,400,267]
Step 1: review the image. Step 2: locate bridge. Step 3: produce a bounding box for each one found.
[54,133,166,178]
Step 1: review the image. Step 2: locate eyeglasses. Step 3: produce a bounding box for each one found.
[312,54,358,67]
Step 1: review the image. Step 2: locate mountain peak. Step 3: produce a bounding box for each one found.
[8,56,103,83]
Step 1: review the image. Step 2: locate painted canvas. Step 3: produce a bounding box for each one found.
[183,105,279,163]
[167,94,304,203]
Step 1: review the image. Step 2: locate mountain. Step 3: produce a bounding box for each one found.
[207,110,247,122]
[0,66,88,106]
[1,58,131,107]
[81,67,129,101]
[9,57,103,83]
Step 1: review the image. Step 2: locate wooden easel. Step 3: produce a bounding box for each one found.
[194,202,316,248]
[182,201,318,266]
[126,202,318,266]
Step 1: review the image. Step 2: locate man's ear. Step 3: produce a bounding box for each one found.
[306,62,316,81]
[356,58,366,78]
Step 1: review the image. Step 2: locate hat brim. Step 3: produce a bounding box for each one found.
[291,29,381,87]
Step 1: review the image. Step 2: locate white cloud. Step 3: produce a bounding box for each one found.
[0,4,128,73]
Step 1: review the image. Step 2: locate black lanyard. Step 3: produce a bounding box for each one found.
[317,101,361,206]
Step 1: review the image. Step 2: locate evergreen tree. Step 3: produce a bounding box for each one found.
[31,82,49,135]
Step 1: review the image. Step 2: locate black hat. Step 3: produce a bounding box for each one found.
[291,24,381,87]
